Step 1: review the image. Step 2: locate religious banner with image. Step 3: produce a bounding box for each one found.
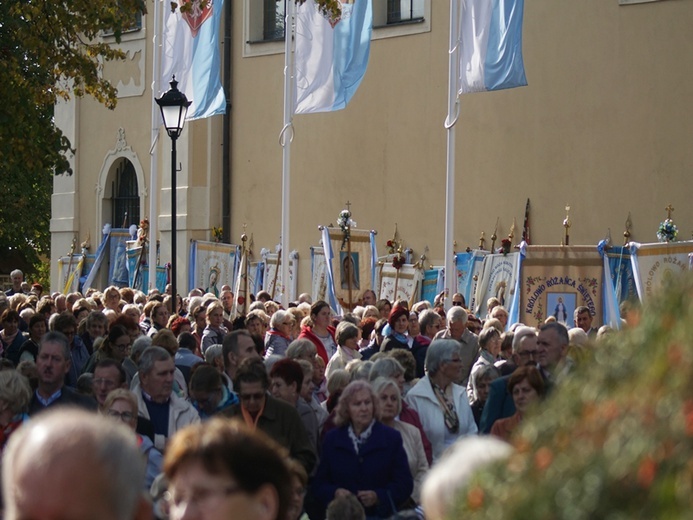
[629,241,693,302]
[188,240,240,297]
[310,246,329,303]
[520,246,604,329]
[108,229,132,287]
[324,227,377,311]
[126,246,167,293]
[474,251,522,324]
[263,251,298,302]
[422,268,444,305]
[379,264,423,308]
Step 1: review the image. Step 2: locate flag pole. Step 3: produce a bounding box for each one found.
[279,0,296,307]
[444,0,460,311]
[148,0,163,294]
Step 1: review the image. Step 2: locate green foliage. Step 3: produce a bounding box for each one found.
[454,276,693,519]
[0,0,145,271]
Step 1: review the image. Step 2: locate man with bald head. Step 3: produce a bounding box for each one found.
[3,408,152,520]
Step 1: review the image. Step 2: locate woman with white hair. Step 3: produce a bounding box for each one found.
[264,309,295,358]
[405,339,478,462]
[325,322,362,380]
[372,377,428,505]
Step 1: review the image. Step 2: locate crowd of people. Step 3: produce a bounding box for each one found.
[0,268,615,519]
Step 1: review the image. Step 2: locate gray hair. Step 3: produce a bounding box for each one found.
[421,436,513,520]
[204,344,224,364]
[285,339,317,360]
[539,322,570,348]
[9,269,23,279]
[470,364,500,402]
[270,309,292,329]
[512,326,537,354]
[2,409,145,520]
[371,377,402,417]
[131,335,152,360]
[138,346,172,376]
[39,331,70,360]
[418,308,441,333]
[446,306,468,325]
[368,357,404,381]
[346,360,373,381]
[425,339,461,376]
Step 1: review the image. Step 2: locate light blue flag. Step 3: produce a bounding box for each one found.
[458,0,527,93]
[294,0,372,113]
[160,0,226,120]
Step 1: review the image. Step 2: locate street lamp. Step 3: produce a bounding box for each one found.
[155,76,191,314]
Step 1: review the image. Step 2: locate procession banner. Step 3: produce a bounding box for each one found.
[456,250,488,312]
[58,255,84,294]
[252,261,264,296]
[108,229,132,287]
[520,246,603,329]
[604,245,637,303]
[422,268,443,305]
[326,228,376,310]
[311,246,329,303]
[82,228,112,291]
[629,241,693,302]
[474,250,523,327]
[188,240,239,297]
[379,264,423,307]
[263,252,298,302]
[126,246,167,293]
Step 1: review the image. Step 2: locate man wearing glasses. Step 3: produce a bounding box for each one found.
[222,357,316,475]
[479,326,539,433]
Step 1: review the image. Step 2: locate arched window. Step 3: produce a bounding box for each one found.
[111,158,139,228]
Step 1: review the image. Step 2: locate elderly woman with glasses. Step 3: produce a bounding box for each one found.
[313,380,413,518]
[405,339,478,463]
[102,388,163,490]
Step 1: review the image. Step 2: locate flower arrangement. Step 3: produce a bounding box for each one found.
[337,209,355,250]
[392,253,405,270]
[657,219,678,242]
[212,226,223,243]
[500,238,512,255]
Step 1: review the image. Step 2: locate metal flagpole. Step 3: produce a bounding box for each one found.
[444,0,460,311]
[279,0,296,307]
[148,0,163,294]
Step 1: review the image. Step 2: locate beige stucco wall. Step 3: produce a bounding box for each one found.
[53,0,693,297]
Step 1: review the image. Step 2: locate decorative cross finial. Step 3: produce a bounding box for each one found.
[345,200,352,213]
[666,204,674,220]
[563,205,571,246]
[478,231,486,250]
[624,213,632,245]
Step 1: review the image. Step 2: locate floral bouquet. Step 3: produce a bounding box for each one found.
[656,219,678,242]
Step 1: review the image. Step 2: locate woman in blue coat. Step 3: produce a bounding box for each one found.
[313,380,413,518]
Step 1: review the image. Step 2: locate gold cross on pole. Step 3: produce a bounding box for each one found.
[665,204,674,219]
[345,200,352,212]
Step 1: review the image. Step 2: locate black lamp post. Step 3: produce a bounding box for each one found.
[155,76,191,314]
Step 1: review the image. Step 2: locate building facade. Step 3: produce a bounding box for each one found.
[52,0,693,296]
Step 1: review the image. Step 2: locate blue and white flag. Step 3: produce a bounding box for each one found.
[458,0,527,94]
[160,0,226,120]
[294,0,372,114]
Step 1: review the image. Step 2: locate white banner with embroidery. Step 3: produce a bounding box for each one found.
[474,251,522,322]
[378,264,423,307]
[311,246,329,303]
[629,241,693,302]
[263,252,298,302]
[188,240,240,298]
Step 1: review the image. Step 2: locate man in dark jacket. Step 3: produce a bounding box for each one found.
[222,357,316,475]
[29,331,97,415]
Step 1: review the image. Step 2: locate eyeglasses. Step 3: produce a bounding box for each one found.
[113,342,131,351]
[239,392,266,402]
[518,350,538,359]
[452,301,464,307]
[107,410,134,422]
[165,485,242,514]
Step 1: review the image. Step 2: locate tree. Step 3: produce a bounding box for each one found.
[0,0,145,271]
